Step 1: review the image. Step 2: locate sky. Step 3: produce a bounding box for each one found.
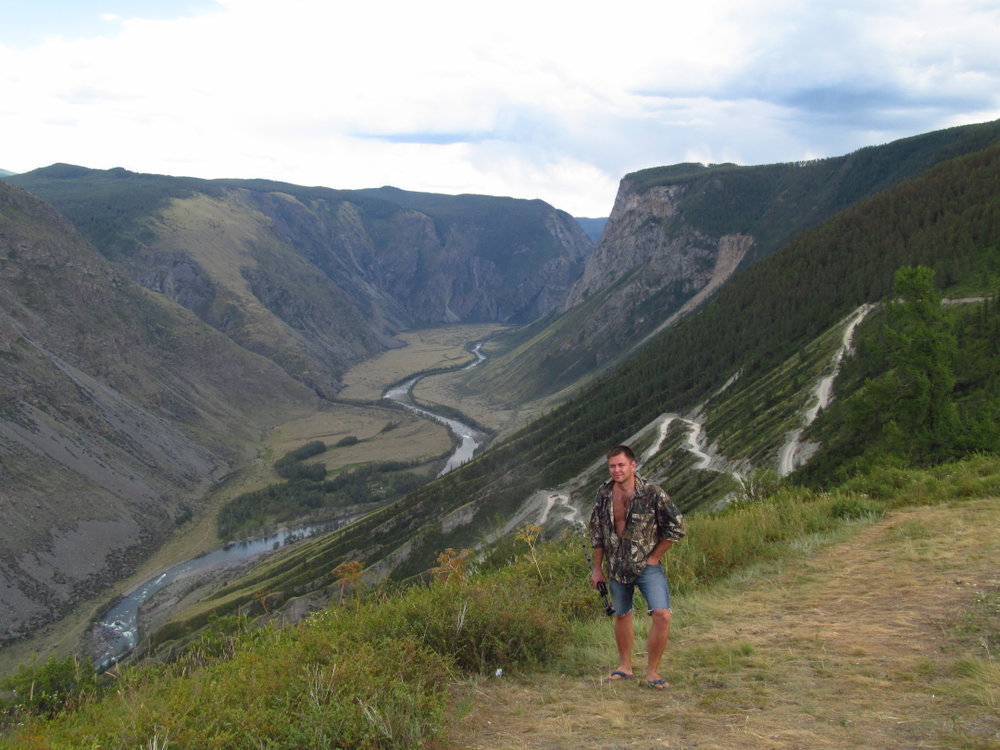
[2,1,999,217]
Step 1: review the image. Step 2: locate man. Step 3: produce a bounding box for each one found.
[589,444,685,689]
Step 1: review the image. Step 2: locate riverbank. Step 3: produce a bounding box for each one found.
[93,326,501,668]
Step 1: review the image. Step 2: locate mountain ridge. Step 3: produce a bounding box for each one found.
[462,119,1000,404]
[2,120,999,668]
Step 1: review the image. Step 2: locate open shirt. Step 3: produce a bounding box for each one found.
[588,474,685,584]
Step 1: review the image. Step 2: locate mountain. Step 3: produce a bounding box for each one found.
[3,121,1000,664]
[8,168,594,396]
[0,170,594,651]
[195,135,1000,626]
[574,217,607,242]
[0,181,323,647]
[466,120,1000,404]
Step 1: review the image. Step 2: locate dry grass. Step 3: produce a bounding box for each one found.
[269,403,452,471]
[338,324,506,401]
[443,498,1000,749]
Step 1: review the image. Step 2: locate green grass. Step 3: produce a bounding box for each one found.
[3,455,998,748]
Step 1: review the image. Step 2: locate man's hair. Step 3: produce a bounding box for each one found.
[607,444,636,461]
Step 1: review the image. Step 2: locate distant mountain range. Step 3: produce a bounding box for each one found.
[2,118,998,658]
[574,216,607,242]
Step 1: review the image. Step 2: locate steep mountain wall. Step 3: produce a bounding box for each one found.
[563,181,753,342]
[0,182,320,646]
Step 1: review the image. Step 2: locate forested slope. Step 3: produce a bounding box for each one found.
[464,119,1000,404]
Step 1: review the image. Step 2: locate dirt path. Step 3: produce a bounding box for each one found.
[442,498,999,749]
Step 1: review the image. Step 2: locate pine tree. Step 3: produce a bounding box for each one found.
[883,266,959,461]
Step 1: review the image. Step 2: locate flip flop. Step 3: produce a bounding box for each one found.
[602,670,633,682]
[644,678,669,689]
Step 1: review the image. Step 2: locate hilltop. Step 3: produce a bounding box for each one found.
[446,496,1000,749]
[2,458,997,748]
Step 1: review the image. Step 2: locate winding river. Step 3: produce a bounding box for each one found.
[92,339,489,669]
[382,342,489,475]
[92,521,345,670]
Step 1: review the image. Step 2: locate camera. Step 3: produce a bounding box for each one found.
[597,581,615,617]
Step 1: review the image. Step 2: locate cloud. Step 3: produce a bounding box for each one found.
[1,0,998,216]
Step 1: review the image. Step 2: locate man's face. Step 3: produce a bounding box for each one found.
[607,453,637,485]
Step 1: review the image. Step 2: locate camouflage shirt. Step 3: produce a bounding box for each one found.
[588,474,685,584]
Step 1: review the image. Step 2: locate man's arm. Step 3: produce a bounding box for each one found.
[590,546,606,589]
[646,538,673,566]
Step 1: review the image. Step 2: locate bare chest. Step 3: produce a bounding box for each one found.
[612,488,633,537]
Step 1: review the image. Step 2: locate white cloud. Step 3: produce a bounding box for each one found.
[2,0,999,216]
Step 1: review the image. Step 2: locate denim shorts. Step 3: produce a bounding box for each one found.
[609,562,671,615]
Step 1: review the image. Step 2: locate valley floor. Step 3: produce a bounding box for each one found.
[441,498,999,749]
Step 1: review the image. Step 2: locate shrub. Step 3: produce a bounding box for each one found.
[0,655,96,722]
[829,495,887,520]
[354,576,568,674]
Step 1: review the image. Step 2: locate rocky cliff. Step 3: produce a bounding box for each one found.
[0,182,320,647]
[562,181,753,343]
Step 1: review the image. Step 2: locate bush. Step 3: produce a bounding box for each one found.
[352,576,570,674]
[284,440,326,462]
[0,655,96,722]
[829,495,887,520]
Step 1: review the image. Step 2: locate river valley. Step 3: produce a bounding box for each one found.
[86,330,493,669]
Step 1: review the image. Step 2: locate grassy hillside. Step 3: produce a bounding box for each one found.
[448,491,1000,749]
[124,137,1000,644]
[3,456,997,748]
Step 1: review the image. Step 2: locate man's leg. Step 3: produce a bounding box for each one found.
[645,608,671,684]
[605,580,635,680]
[613,611,634,677]
[637,564,672,688]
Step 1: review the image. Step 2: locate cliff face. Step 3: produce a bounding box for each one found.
[563,181,752,342]
[0,182,320,647]
[465,179,754,402]
[350,189,592,325]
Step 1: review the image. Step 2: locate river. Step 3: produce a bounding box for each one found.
[382,341,488,475]
[91,519,347,670]
[92,338,489,669]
